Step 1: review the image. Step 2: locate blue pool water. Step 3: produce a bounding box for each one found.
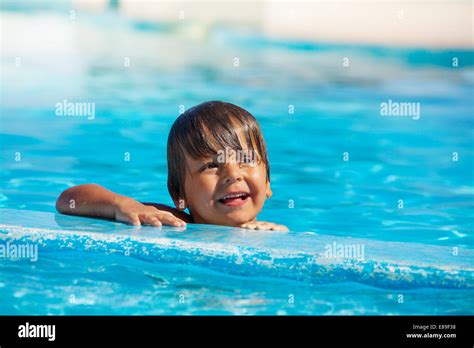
[1,4,473,314]
[1,208,473,315]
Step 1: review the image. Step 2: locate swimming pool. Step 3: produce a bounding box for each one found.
[1,208,473,315]
[1,4,473,315]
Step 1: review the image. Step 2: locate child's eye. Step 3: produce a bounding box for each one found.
[241,155,252,163]
[202,162,219,171]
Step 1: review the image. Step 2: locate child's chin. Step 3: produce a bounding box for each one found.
[218,212,255,227]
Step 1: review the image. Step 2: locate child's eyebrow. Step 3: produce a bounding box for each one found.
[197,153,218,162]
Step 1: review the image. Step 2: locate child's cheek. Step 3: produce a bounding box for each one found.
[247,171,267,205]
[199,178,218,204]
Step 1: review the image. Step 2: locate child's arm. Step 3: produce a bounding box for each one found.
[56,184,188,227]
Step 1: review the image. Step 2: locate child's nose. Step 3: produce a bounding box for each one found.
[222,162,244,183]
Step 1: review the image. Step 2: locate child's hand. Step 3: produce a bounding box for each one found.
[240,221,289,232]
[115,198,186,227]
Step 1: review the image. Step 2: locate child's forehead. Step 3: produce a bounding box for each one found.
[178,114,264,167]
[202,124,254,149]
[185,143,257,162]
[183,133,260,167]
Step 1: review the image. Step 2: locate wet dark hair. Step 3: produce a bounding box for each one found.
[167,101,270,203]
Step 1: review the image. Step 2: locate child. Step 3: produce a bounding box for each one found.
[56,101,288,231]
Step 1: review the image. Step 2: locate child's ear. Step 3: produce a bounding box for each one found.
[265,182,272,199]
[174,198,187,211]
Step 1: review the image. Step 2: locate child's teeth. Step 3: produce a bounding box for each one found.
[223,193,246,199]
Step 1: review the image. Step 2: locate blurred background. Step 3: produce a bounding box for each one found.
[1,0,473,247]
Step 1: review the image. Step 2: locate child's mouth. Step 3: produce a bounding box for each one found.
[217,192,250,207]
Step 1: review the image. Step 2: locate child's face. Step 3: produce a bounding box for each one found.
[180,133,271,227]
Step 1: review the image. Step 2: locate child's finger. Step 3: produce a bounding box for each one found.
[128,213,141,226]
[139,214,162,227]
[241,222,257,230]
[241,222,288,231]
[271,224,289,232]
[157,212,186,227]
[255,222,272,230]
[150,217,162,227]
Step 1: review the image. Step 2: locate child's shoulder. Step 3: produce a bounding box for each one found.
[142,203,193,223]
